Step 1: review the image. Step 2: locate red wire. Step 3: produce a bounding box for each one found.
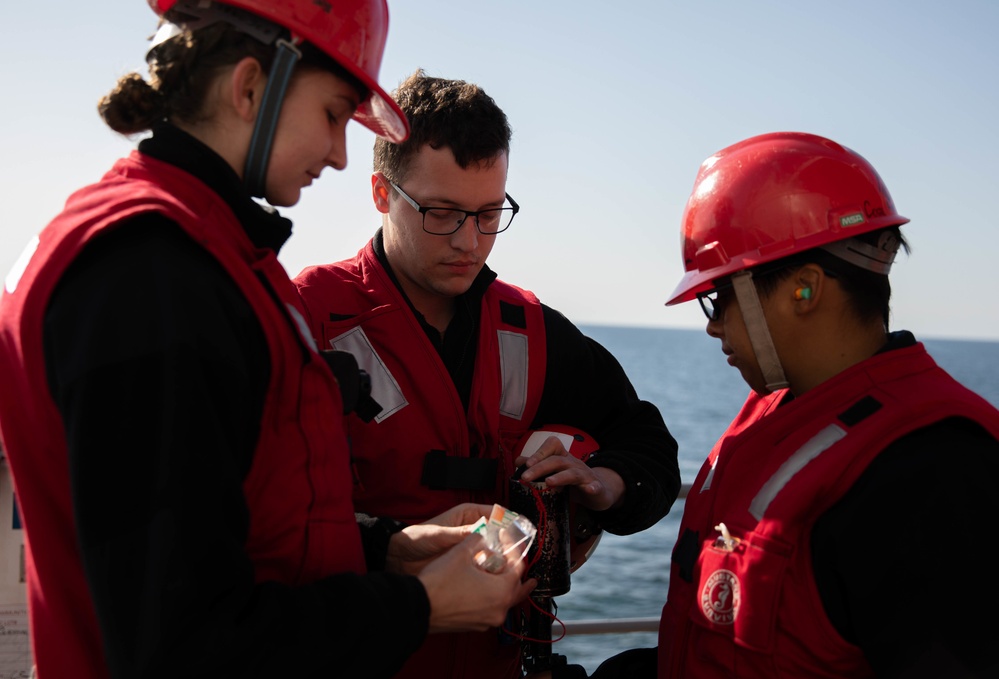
[523,479,547,569]
[501,480,565,643]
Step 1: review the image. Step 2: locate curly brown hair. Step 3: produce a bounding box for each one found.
[373,69,511,184]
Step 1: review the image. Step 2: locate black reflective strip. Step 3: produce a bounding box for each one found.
[421,450,498,490]
[499,300,527,329]
[837,395,883,427]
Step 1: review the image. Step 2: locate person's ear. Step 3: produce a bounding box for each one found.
[792,264,823,311]
[371,173,392,213]
[230,57,266,122]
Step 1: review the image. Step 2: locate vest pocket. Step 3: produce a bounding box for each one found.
[692,530,791,654]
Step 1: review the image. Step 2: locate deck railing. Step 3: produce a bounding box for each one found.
[555,482,691,636]
[556,616,660,635]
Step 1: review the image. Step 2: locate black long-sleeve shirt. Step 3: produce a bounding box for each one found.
[43,125,426,678]
[810,332,999,676]
[811,404,999,676]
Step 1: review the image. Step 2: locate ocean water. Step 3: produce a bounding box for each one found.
[547,326,999,675]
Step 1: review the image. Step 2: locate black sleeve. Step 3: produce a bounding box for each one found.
[812,417,999,678]
[44,216,428,679]
[356,512,408,570]
[535,306,681,535]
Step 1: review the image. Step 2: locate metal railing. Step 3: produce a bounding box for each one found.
[555,482,691,637]
[556,616,660,635]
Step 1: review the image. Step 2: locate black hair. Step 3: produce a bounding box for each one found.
[751,227,910,330]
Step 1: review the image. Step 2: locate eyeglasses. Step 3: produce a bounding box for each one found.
[696,282,734,322]
[389,181,519,236]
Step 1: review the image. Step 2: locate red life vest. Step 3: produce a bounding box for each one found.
[658,343,999,678]
[295,240,547,679]
[0,152,364,679]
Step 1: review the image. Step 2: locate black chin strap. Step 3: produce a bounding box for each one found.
[244,38,302,198]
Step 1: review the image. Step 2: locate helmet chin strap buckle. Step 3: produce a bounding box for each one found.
[731,271,790,392]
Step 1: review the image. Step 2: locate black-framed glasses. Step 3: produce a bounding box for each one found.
[696,282,734,322]
[389,181,519,235]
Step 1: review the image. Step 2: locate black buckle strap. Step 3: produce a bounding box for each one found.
[421,450,498,490]
[319,350,383,421]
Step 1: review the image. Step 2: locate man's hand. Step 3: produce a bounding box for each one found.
[516,436,625,511]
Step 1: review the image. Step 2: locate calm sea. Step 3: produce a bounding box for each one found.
[548,325,999,674]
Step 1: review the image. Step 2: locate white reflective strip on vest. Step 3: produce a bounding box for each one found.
[498,329,529,420]
[5,234,38,294]
[700,457,717,493]
[286,303,318,353]
[748,423,847,521]
[330,326,408,423]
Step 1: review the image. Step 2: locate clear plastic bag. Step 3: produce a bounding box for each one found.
[471,503,537,573]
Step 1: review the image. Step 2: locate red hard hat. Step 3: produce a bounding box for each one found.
[666,132,909,305]
[148,0,408,143]
[513,425,603,573]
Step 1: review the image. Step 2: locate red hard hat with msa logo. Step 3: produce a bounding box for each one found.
[147,0,408,143]
[666,132,909,306]
[513,425,603,573]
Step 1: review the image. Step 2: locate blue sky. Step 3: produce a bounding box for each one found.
[2,1,997,340]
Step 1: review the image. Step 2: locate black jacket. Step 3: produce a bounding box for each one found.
[44,124,427,678]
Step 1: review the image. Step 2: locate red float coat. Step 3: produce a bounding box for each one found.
[658,342,999,678]
[295,240,547,679]
[0,152,364,679]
